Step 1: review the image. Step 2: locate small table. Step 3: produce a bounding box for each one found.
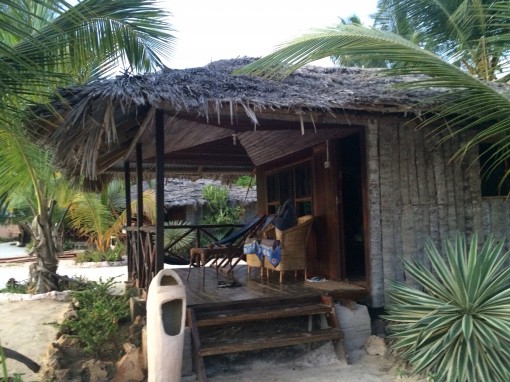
[187,245,236,283]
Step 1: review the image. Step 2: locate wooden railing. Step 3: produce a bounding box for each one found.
[126,223,243,289]
[126,226,156,290]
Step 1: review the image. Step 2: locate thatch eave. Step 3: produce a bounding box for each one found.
[28,57,453,181]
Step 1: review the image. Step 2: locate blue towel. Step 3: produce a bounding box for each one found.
[259,239,281,267]
[244,239,281,267]
[243,239,258,255]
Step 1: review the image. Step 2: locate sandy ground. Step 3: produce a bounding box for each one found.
[0,242,130,380]
[198,348,413,382]
[0,298,67,381]
[0,242,422,382]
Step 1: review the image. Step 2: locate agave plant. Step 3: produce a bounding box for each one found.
[385,233,510,382]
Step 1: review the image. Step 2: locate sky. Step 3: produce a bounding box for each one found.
[164,0,379,69]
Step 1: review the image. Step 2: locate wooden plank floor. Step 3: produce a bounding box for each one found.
[173,264,367,307]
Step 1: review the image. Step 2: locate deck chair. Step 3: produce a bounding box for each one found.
[216,214,267,247]
[188,215,267,282]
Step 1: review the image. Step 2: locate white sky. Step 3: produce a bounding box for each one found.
[163,0,379,69]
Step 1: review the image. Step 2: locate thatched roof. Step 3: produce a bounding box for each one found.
[45,57,439,114]
[30,57,448,181]
[162,178,256,209]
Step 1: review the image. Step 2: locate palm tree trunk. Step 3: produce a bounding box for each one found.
[28,212,60,293]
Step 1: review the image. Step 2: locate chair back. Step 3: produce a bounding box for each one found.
[276,215,314,249]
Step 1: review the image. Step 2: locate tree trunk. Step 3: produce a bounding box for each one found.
[28,212,61,293]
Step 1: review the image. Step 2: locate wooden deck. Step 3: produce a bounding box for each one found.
[173,263,368,307]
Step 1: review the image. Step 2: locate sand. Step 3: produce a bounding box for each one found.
[0,298,67,381]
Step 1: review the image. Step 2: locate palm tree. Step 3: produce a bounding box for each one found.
[67,182,157,255]
[236,1,510,188]
[0,0,175,293]
[373,0,510,80]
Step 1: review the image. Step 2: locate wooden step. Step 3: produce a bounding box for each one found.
[187,294,344,382]
[192,294,327,313]
[195,302,334,327]
[199,328,343,356]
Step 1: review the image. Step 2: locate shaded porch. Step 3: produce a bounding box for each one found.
[172,263,368,307]
[125,222,368,304]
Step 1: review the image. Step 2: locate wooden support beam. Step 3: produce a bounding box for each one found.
[124,161,132,281]
[136,143,145,288]
[155,109,165,275]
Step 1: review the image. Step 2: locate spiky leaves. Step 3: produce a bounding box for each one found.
[385,234,510,382]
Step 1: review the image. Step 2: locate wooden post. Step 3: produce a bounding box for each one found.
[155,109,165,275]
[136,143,144,288]
[124,161,132,281]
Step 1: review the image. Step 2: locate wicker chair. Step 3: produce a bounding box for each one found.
[264,215,314,282]
[245,238,264,278]
[245,219,276,278]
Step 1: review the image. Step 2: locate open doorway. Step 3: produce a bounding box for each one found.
[339,134,366,281]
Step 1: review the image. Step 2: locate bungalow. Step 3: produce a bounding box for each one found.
[30,58,510,307]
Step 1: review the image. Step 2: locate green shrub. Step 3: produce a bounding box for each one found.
[385,233,510,382]
[75,243,124,263]
[75,249,102,263]
[55,278,129,356]
[103,242,125,262]
[235,175,255,187]
[0,278,29,294]
[202,184,240,225]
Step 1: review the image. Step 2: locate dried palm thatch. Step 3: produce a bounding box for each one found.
[28,57,451,181]
[162,178,256,209]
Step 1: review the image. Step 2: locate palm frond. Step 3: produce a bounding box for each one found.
[108,188,156,236]
[237,20,510,172]
[0,0,175,104]
[0,128,54,210]
[68,192,113,237]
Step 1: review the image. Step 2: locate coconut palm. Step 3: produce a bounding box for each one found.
[373,0,510,79]
[0,0,174,293]
[67,184,157,255]
[236,1,510,188]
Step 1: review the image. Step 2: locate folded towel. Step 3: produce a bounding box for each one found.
[259,239,281,267]
[243,238,258,255]
[243,238,282,266]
